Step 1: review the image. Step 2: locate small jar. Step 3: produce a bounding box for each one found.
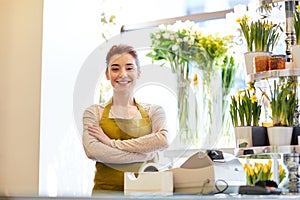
[269,55,286,70]
[255,55,270,72]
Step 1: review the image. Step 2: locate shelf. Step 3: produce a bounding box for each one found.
[247,68,300,82]
[164,146,300,159]
[235,145,300,158]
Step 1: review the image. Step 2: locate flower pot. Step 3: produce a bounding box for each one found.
[234,126,267,148]
[252,126,268,146]
[291,126,300,145]
[244,52,270,74]
[267,126,293,146]
[291,45,300,68]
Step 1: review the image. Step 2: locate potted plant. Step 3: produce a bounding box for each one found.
[230,81,267,148]
[292,5,300,68]
[243,159,286,185]
[237,15,283,74]
[265,77,297,146]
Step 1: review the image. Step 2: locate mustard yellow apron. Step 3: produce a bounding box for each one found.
[93,101,152,193]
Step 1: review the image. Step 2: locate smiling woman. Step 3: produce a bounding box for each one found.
[81,44,170,194]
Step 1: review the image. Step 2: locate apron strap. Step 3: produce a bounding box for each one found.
[101,98,149,119]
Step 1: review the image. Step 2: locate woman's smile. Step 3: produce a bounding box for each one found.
[116,79,131,85]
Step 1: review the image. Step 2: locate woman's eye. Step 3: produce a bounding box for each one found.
[111,68,119,71]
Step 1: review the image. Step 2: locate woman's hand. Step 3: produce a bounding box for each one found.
[87,125,111,146]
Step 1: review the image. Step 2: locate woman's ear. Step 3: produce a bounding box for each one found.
[105,70,110,80]
[137,71,141,79]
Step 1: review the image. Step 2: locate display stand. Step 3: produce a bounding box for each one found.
[244,64,300,192]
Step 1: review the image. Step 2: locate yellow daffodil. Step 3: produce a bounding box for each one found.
[243,160,286,185]
[240,95,245,101]
[249,167,254,177]
[267,160,272,169]
[248,86,254,92]
[237,89,243,96]
[263,165,269,174]
[250,95,257,103]
[279,165,283,174]
[193,74,198,85]
[254,166,259,174]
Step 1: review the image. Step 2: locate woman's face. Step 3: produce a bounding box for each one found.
[106,53,140,92]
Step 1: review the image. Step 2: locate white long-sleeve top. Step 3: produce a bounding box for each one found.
[82,102,169,164]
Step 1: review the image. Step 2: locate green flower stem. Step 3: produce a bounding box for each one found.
[268,77,296,126]
[177,70,191,140]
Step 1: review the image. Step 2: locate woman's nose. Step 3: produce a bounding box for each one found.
[119,68,127,77]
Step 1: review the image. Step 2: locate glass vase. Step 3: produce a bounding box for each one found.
[173,66,222,149]
[195,69,222,148]
[175,71,196,147]
[222,87,235,147]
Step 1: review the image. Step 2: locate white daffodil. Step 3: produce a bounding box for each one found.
[158,24,167,30]
[172,44,179,51]
[176,38,182,43]
[189,36,195,43]
[188,40,194,46]
[170,34,175,40]
[162,32,170,39]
